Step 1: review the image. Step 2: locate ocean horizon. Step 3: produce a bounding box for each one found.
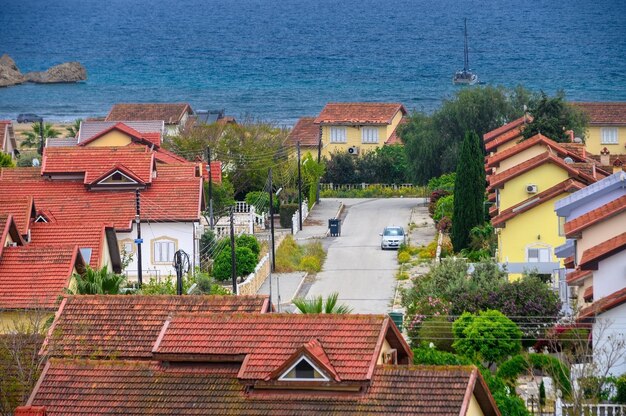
[1,0,625,126]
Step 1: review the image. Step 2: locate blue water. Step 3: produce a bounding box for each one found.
[1,0,625,125]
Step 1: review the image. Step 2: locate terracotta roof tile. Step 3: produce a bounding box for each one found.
[573,102,626,125]
[564,256,575,269]
[0,196,35,236]
[286,117,320,147]
[0,214,24,257]
[153,313,401,381]
[486,133,587,167]
[314,103,406,125]
[566,268,592,285]
[579,232,626,270]
[0,245,83,309]
[483,115,529,143]
[26,359,499,416]
[78,122,162,147]
[488,152,596,190]
[564,195,626,238]
[560,143,587,159]
[45,295,270,358]
[491,179,586,227]
[106,103,193,125]
[14,406,46,416]
[583,286,593,302]
[579,286,626,320]
[154,147,191,164]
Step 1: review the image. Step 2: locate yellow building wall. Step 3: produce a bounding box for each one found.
[84,130,133,147]
[100,234,112,270]
[495,139,519,154]
[498,195,566,271]
[385,110,404,139]
[497,145,548,173]
[498,163,569,211]
[467,394,486,416]
[585,126,626,155]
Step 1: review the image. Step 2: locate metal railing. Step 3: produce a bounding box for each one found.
[561,404,626,416]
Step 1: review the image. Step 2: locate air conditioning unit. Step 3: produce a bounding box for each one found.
[526,184,538,194]
[347,146,359,155]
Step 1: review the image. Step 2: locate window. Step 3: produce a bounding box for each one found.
[153,239,176,263]
[279,357,328,381]
[361,127,379,144]
[528,247,550,263]
[601,128,618,144]
[330,127,347,143]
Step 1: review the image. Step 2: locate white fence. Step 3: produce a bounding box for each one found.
[321,183,418,190]
[557,400,626,415]
[212,202,266,238]
[292,199,309,234]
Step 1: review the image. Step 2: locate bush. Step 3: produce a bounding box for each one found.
[279,203,299,228]
[433,194,453,223]
[614,375,626,404]
[245,190,278,213]
[236,234,260,257]
[299,256,321,273]
[497,354,571,398]
[412,347,473,366]
[397,251,411,264]
[418,316,455,352]
[212,246,258,281]
[428,189,449,216]
[320,184,426,198]
[275,235,326,273]
[427,173,456,193]
[436,216,452,233]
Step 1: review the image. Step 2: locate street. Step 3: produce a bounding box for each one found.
[303,198,423,314]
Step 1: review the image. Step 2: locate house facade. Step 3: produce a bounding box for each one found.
[106,103,194,136]
[314,103,407,158]
[573,102,626,156]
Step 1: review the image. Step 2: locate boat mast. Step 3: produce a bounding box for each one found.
[463,18,469,71]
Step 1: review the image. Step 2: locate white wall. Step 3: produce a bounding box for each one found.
[594,251,626,299]
[593,305,626,377]
[117,221,199,282]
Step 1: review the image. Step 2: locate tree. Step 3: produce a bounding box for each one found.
[0,152,14,168]
[301,152,325,206]
[451,131,485,252]
[292,292,353,314]
[453,310,523,367]
[204,178,235,223]
[236,234,260,257]
[68,266,126,295]
[212,245,258,281]
[65,118,82,138]
[522,91,589,143]
[322,151,358,184]
[20,122,60,149]
[400,113,442,184]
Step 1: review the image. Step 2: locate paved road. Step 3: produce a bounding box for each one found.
[304,198,423,314]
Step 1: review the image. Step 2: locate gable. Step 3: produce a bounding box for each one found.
[83,130,133,147]
[499,163,570,210]
[278,356,331,382]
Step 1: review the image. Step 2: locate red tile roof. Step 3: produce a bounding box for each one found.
[78,122,161,147]
[486,133,588,168]
[564,195,626,238]
[41,146,155,184]
[573,102,626,126]
[579,286,626,320]
[564,256,575,269]
[0,214,24,257]
[483,115,529,143]
[0,245,84,309]
[154,147,190,164]
[14,406,46,416]
[566,268,592,285]
[106,103,193,125]
[286,117,320,147]
[384,117,408,145]
[488,152,596,190]
[44,295,271,358]
[152,313,410,382]
[314,103,407,125]
[0,196,35,236]
[200,160,223,184]
[25,359,499,416]
[491,179,586,227]
[583,286,593,302]
[579,232,626,270]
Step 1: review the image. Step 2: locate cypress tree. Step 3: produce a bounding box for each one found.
[451,131,485,252]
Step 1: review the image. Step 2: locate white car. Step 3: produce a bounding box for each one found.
[380,226,406,250]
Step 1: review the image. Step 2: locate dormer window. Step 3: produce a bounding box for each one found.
[278,356,329,381]
[98,170,138,185]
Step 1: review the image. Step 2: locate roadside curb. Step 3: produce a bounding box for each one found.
[286,272,308,303]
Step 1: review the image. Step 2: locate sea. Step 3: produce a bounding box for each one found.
[1,0,625,126]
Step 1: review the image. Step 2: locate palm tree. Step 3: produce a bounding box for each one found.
[20,122,60,149]
[66,118,82,138]
[69,266,126,295]
[292,292,353,314]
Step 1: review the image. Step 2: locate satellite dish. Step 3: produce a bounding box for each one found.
[573,137,583,143]
[563,157,574,164]
[32,158,40,167]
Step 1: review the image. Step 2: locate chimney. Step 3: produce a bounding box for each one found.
[565,130,575,142]
[600,147,610,167]
[614,158,624,174]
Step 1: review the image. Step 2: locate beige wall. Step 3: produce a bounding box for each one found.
[467,394,486,416]
[585,126,626,155]
[497,145,548,173]
[0,311,54,334]
[376,339,394,364]
[577,212,626,264]
[85,130,133,147]
[494,139,519,154]
[498,163,569,210]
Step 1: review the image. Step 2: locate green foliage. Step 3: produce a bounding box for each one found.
[69,266,126,295]
[245,190,278,214]
[66,119,82,138]
[205,178,236,217]
[451,131,485,252]
[397,251,411,264]
[199,229,216,270]
[469,223,497,254]
[190,271,232,295]
[433,194,453,222]
[302,152,325,207]
[140,271,231,295]
[275,235,326,273]
[320,184,426,198]
[293,292,352,314]
[418,316,455,352]
[412,347,473,366]
[236,234,260,257]
[322,146,409,185]
[427,172,456,193]
[497,354,571,398]
[453,310,522,365]
[212,246,258,281]
[0,152,14,167]
[279,203,299,228]
[522,91,589,143]
[20,122,60,149]
[15,151,38,167]
[614,374,626,404]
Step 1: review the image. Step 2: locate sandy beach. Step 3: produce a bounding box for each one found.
[11,120,74,148]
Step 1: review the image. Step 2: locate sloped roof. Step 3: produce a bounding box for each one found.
[384,117,408,145]
[152,313,410,382]
[106,103,193,125]
[564,194,626,238]
[24,359,499,416]
[0,214,24,257]
[315,103,407,125]
[579,286,626,321]
[579,232,626,270]
[0,120,17,153]
[42,146,155,184]
[565,268,592,285]
[0,196,35,236]
[483,115,528,143]
[573,102,626,126]
[78,120,164,146]
[286,117,319,147]
[0,245,84,309]
[486,133,588,168]
[14,407,46,416]
[555,171,626,217]
[44,295,271,358]
[153,147,190,164]
[77,122,161,148]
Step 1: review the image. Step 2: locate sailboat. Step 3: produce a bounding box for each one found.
[453,18,479,85]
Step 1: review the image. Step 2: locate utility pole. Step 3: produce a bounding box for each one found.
[268,168,276,272]
[38,117,44,156]
[173,250,189,295]
[297,141,302,231]
[229,207,237,294]
[206,146,214,230]
[316,130,322,203]
[135,189,143,288]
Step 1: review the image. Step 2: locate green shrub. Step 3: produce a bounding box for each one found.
[320,185,427,198]
[614,375,626,404]
[433,194,453,223]
[497,354,571,398]
[212,246,258,281]
[279,203,299,228]
[245,190,278,213]
[397,251,411,264]
[299,256,321,273]
[275,236,326,273]
[427,173,456,193]
[418,316,455,352]
[236,234,260,257]
[412,347,473,366]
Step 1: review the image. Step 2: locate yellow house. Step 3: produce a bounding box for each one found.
[573,102,626,156]
[487,139,600,280]
[314,103,407,158]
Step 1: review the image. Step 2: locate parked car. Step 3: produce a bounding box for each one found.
[17,113,41,123]
[380,226,406,250]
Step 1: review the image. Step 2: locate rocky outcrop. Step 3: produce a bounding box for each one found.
[0,54,86,87]
[25,62,87,84]
[0,54,25,87]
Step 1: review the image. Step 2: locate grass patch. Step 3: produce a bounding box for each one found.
[275,235,326,273]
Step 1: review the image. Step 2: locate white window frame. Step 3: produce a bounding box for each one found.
[329,127,347,143]
[361,127,379,144]
[278,356,329,382]
[601,127,618,145]
[152,237,177,264]
[527,246,551,263]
